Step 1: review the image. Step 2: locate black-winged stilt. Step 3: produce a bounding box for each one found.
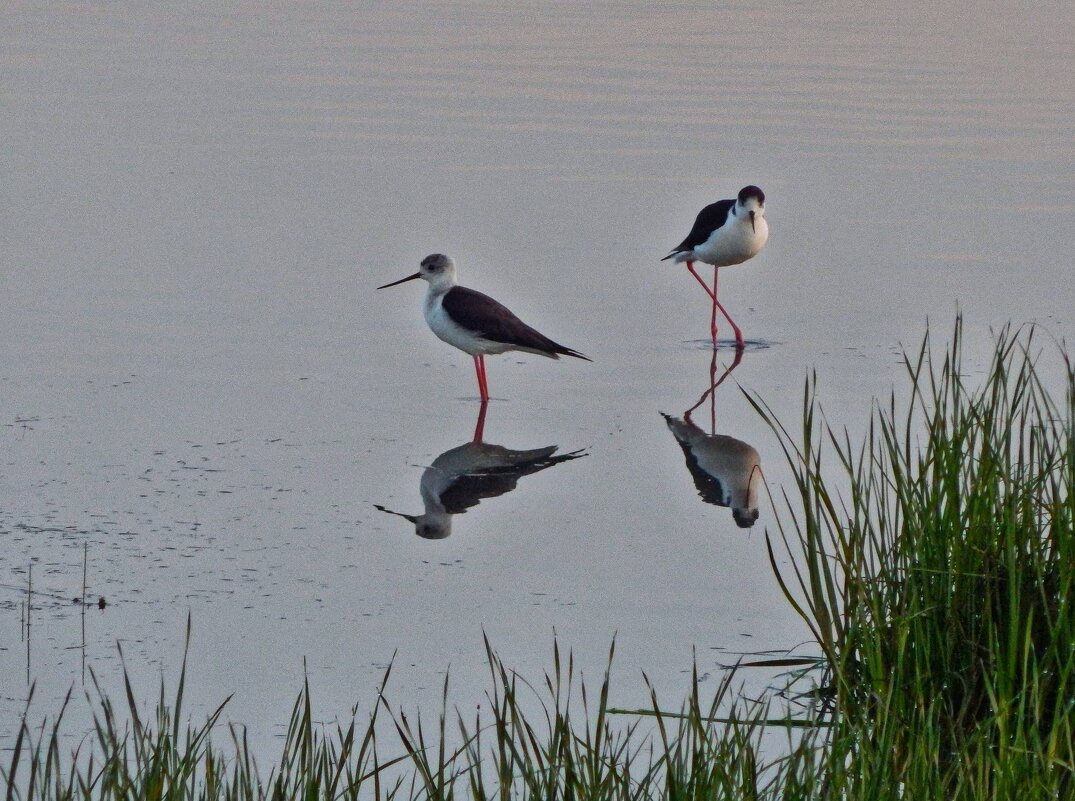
[663,185,769,349]
[378,254,590,401]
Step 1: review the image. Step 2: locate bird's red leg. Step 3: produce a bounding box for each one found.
[686,260,719,346]
[711,266,745,349]
[686,261,716,300]
[710,266,719,344]
[473,355,490,402]
[714,298,745,349]
[472,399,489,442]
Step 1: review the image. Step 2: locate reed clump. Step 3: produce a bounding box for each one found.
[752,319,1075,798]
[3,635,820,801]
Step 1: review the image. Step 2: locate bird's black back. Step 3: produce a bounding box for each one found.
[664,198,735,257]
[438,450,587,513]
[667,433,730,507]
[442,285,590,360]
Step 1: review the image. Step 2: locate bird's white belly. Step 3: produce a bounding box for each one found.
[693,218,769,267]
[424,298,514,356]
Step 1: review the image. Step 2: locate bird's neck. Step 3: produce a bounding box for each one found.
[425,278,457,298]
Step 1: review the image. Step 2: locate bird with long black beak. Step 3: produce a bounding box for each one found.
[378,254,590,401]
[662,185,768,349]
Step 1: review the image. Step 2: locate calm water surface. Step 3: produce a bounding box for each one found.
[2,1,1072,755]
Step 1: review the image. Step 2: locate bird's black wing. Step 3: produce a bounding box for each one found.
[442,286,590,360]
[663,198,735,258]
[667,435,730,506]
[438,450,588,513]
[438,472,524,513]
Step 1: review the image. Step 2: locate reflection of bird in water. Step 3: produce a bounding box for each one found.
[377,254,590,402]
[662,185,769,349]
[661,349,762,529]
[662,415,761,528]
[375,403,586,538]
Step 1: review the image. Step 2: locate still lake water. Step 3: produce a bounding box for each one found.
[2,1,1073,756]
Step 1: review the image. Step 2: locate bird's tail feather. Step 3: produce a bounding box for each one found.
[562,348,592,362]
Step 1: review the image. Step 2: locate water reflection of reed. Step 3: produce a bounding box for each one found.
[663,349,762,529]
[375,402,587,539]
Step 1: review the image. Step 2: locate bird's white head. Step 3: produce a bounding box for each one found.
[377,253,458,294]
[736,185,766,233]
[373,504,451,539]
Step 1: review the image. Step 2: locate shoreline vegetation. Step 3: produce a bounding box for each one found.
[5,320,1073,800]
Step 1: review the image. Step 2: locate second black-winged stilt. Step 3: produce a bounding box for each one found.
[663,185,769,349]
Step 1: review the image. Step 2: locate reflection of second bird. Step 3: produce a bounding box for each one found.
[376,438,586,539]
[662,413,761,529]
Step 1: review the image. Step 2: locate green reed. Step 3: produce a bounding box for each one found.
[750,318,1075,798]
[4,629,819,801]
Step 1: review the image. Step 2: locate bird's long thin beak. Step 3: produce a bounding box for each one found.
[377,272,422,289]
[373,504,418,523]
[749,210,756,233]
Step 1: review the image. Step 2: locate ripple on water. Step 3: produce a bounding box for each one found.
[684,339,777,353]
